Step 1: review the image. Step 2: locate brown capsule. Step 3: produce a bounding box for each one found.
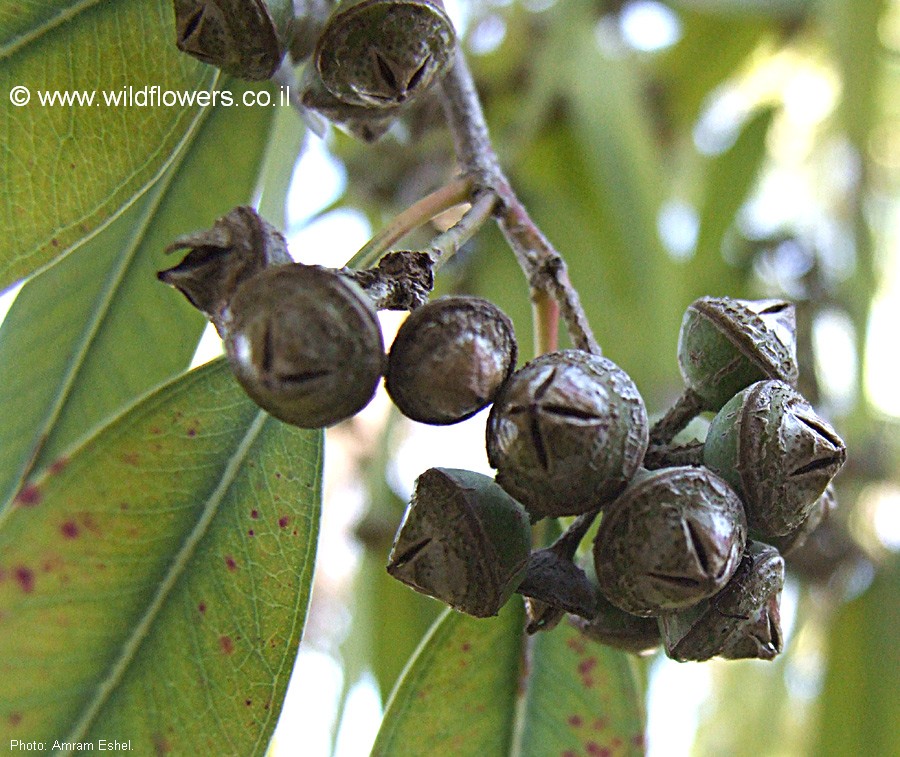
[173,0,294,80]
[573,594,661,655]
[386,296,517,425]
[677,297,798,411]
[315,0,456,108]
[486,350,649,519]
[593,466,747,617]
[223,264,385,428]
[659,541,785,662]
[387,467,532,618]
[158,206,291,334]
[703,380,846,537]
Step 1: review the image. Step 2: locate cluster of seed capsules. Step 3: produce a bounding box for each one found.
[173,0,457,142]
[159,208,845,662]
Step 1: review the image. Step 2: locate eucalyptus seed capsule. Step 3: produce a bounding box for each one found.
[386,296,517,425]
[678,297,798,411]
[486,350,649,519]
[704,380,846,537]
[158,206,291,333]
[659,541,785,662]
[315,0,456,108]
[223,264,384,428]
[173,0,294,80]
[387,467,532,618]
[592,467,747,617]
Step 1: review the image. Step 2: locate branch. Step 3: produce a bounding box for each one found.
[439,48,601,356]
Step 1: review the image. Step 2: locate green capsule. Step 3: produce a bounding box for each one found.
[315,0,456,108]
[387,468,532,618]
[677,297,798,411]
[704,381,846,537]
[593,467,747,617]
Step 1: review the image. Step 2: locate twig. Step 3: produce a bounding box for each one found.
[439,48,601,355]
[648,388,704,446]
[427,189,497,267]
[346,176,474,270]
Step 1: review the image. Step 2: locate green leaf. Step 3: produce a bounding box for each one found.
[0,0,217,288]
[815,556,900,757]
[687,106,775,298]
[656,10,770,131]
[372,600,646,756]
[518,622,645,756]
[372,601,525,756]
[0,359,322,752]
[0,79,275,513]
[817,0,886,147]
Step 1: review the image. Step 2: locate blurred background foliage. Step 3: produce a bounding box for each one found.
[281,0,899,753]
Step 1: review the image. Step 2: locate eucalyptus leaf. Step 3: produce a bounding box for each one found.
[688,106,775,298]
[372,601,524,756]
[518,621,645,757]
[372,600,646,756]
[815,556,900,757]
[0,0,217,288]
[0,359,322,753]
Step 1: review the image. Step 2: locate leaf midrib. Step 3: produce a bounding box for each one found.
[0,0,103,61]
[60,409,270,749]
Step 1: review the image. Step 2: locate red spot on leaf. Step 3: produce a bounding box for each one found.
[219,635,234,654]
[198,602,207,614]
[578,657,597,675]
[14,566,34,593]
[461,642,471,652]
[248,530,255,537]
[51,238,60,247]
[15,484,42,506]
[562,751,577,757]
[9,712,22,726]
[49,457,69,474]
[61,521,80,539]
[275,472,282,479]
[567,636,587,654]
[187,427,197,437]
[225,556,238,571]
[250,510,259,519]
[592,718,608,731]
[611,737,622,749]
[568,715,583,727]
[632,733,645,749]
[121,452,140,466]
[245,699,252,707]
[150,427,162,435]
[278,516,289,528]
[585,743,609,757]
[153,735,172,756]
